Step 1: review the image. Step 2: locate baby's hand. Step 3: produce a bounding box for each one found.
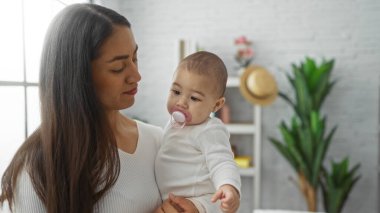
[211,184,240,213]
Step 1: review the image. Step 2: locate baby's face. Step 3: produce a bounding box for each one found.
[167,69,224,126]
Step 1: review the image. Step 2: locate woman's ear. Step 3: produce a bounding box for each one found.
[213,97,225,112]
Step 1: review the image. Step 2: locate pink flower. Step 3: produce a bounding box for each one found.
[234,36,254,68]
[243,48,254,58]
[235,36,248,44]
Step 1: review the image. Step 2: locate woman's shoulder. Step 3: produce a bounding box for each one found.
[135,120,162,131]
[135,120,163,138]
[134,120,164,150]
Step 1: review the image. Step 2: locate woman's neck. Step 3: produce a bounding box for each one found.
[105,110,138,153]
[106,110,123,131]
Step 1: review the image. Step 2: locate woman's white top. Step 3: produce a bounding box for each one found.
[4,121,163,213]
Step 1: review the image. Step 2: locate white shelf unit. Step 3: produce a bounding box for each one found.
[225,76,261,209]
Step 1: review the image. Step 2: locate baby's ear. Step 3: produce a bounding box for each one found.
[213,97,225,112]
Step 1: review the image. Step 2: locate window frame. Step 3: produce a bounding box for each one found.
[0,0,91,139]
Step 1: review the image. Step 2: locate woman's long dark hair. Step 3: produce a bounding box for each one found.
[0,4,130,213]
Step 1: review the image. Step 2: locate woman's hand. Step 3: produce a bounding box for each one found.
[153,199,178,213]
[168,193,199,213]
[154,193,199,213]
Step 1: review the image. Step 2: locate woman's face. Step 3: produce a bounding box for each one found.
[92,25,140,111]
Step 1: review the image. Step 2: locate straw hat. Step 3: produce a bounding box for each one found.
[239,65,278,106]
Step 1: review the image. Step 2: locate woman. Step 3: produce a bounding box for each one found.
[0,4,196,213]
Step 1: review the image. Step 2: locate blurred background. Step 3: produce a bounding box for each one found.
[0,0,378,212]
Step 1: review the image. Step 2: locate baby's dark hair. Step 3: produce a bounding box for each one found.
[177,51,228,97]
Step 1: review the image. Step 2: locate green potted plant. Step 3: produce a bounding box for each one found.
[269,57,360,212]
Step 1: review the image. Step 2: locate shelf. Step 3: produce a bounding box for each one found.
[239,167,255,177]
[226,77,239,88]
[225,123,255,134]
[225,76,261,209]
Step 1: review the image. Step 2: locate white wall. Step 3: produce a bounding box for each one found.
[103,0,380,212]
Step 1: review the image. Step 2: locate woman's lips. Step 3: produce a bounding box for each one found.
[124,88,138,95]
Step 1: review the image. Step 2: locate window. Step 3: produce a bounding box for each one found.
[0,0,89,176]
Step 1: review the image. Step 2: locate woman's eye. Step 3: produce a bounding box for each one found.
[191,96,200,102]
[111,67,124,73]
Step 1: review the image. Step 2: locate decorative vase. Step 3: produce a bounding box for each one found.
[237,67,246,76]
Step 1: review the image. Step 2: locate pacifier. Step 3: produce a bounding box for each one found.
[170,111,186,128]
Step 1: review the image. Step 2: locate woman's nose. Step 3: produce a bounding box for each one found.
[126,63,141,83]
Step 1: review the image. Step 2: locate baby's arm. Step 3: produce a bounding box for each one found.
[211,184,240,213]
[198,121,242,213]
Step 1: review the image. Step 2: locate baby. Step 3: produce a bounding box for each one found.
[155,51,241,213]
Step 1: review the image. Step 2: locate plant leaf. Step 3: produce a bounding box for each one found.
[294,69,312,121]
[269,138,298,171]
[311,125,337,186]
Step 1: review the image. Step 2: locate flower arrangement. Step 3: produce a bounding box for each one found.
[234,36,254,68]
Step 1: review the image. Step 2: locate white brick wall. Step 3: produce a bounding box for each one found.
[103,0,380,212]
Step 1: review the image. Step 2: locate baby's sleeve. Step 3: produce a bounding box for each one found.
[187,194,221,213]
[197,124,242,196]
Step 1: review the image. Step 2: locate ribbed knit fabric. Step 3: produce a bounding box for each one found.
[4,121,163,213]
